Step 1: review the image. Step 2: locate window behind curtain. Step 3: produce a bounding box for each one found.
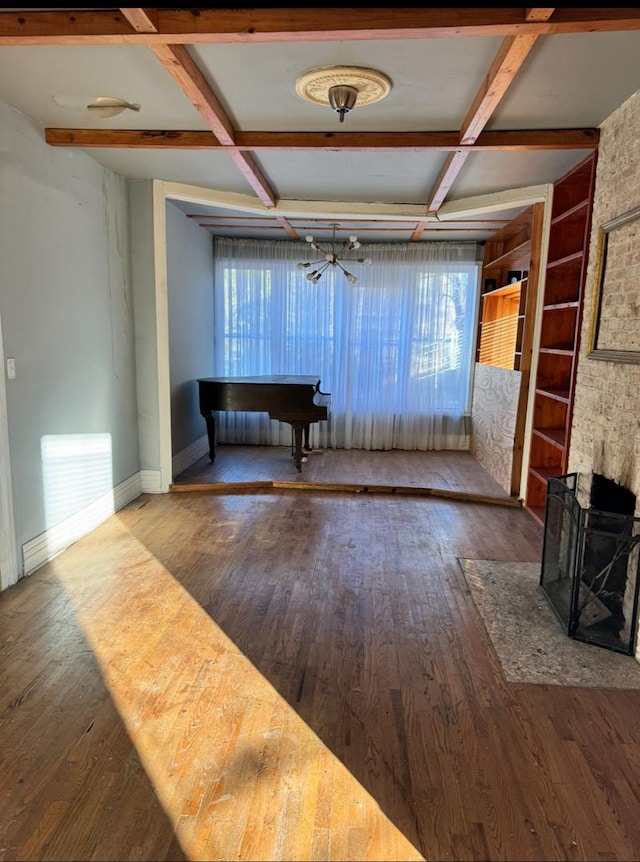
[213,237,480,451]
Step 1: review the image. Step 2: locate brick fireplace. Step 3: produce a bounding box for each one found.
[566,88,640,662]
[541,472,640,654]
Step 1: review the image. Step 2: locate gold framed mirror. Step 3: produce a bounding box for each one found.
[588,203,640,364]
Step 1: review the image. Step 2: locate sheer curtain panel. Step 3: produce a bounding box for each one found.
[213,237,480,451]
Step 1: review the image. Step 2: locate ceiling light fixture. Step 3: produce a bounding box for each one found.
[297,224,372,284]
[328,84,358,123]
[86,96,141,119]
[295,66,392,123]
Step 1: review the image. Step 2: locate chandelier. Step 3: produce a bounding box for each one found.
[297,224,372,284]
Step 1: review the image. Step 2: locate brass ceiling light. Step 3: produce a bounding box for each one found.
[328,84,359,122]
[297,223,372,284]
[295,66,392,123]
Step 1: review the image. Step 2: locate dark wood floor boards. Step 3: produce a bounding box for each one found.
[172,445,517,507]
[3,450,640,859]
[437,570,587,859]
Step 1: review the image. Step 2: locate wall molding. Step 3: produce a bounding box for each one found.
[140,469,163,494]
[0,306,19,589]
[22,471,144,576]
[172,434,209,479]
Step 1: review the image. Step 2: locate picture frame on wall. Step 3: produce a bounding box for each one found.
[588,203,640,364]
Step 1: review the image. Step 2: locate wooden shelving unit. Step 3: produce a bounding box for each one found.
[478,280,526,370]
[477,207,533,371]
[475,203,545,498]
[524,153,597,525]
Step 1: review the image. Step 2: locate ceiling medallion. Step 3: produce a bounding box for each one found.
[295,66,392,122]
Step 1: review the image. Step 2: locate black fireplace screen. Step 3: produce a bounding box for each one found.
[540,473,640,654]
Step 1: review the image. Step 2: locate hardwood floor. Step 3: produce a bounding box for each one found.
[172,445,519,505]
[2,450,640,860]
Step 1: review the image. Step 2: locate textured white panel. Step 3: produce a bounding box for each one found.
[470,363,521,494]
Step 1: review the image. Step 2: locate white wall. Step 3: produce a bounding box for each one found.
[0,101,139,575]
[130,179,161,480]
[166,201,214,461]
[0,111,216,582]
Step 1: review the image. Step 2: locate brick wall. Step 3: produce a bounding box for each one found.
[569,89,640,513]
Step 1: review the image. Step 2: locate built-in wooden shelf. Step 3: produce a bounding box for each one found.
[529,465,561,482]
[525,505,546,527]
[536,387,571,403]
[539,346,574,356]
[543,301,580,311]
[524,152,597,521]
[547,251,584,269]
[482,241,531,271]
[533,427,566,449]
[550,198,589,225]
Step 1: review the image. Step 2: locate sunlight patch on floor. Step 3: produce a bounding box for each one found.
[52,517,424,861]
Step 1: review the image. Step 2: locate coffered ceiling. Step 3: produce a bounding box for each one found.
[1,8,640,246]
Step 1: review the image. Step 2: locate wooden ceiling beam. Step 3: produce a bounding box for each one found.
[273,216,299,239]
[2,8,640,45]
[118,8,159,33]
[119,13,281,210]
[426,11,555,211]
[9,5,608,222]
[148,43,236,147]
[525,9,557,22]
[426,151,471,212]
[411,223,428,242]
[226,152,277,208]
[200,222,491,234]
[44,128,600,151]
[190,215,508,224]
[459,34,542,145]
[148,42,276,208]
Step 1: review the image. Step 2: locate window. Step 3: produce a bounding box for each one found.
[213,238,480,450]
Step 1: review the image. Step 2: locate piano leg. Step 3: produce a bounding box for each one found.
[202,411,216,462]
[290,422,305,472]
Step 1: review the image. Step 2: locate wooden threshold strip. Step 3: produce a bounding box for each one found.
[170,480,273,492]
[170,479,521,507]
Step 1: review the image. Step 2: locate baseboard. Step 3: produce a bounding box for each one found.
[172,434,209,479]
[140,469,163,494]
[22,444,493,578]
[22,471,143,576]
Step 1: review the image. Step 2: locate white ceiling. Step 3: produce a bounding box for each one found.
[1,9,640,244]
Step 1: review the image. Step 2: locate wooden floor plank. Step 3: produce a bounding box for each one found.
[3,450,640,860]
[172,445,517,503]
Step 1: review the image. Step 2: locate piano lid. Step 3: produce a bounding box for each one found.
[198,375,321,386]
[198,374,329,418]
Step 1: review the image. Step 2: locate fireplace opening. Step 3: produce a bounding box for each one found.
[540,473,640,655]
[580,475,638,649]
[590,474,636,515]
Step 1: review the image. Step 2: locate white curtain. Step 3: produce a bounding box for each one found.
[213,237,480,450]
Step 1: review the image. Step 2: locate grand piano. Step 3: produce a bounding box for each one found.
[198,375,331,472]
